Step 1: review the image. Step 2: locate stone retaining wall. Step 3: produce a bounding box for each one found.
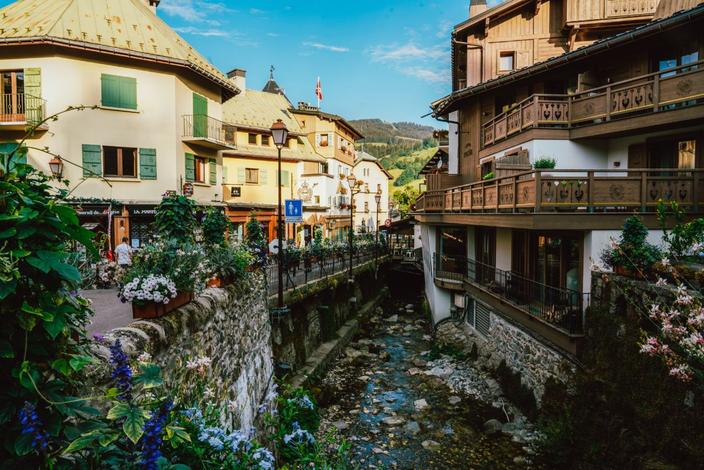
[91,274,273,432]
[436,312,575,407]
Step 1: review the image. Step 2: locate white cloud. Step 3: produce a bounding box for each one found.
[401,67,450,83]
[174,26,230,37]
[160,0,230,24]
[303,42,350,53]
[369,43,445,62]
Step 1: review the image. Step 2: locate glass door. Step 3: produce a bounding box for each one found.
[1,71,25,121]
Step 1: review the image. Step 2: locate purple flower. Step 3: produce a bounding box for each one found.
[18,402,49,452]
[109,339,132,401]
[141,399,173,470]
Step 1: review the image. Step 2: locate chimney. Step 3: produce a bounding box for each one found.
[469,0,487,17]
[145,0,160,13]
[227,68,246,93]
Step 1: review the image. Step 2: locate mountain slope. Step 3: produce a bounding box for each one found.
[350,119,436,143]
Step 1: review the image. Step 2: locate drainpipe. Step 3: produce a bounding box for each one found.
[452,35,484,85]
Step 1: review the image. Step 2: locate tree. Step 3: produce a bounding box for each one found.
[392,186,420,218]
[201,208,231,246]
[154,194,196,244]
[245,212,267,267]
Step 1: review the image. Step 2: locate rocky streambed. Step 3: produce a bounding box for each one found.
[311,300,544,469]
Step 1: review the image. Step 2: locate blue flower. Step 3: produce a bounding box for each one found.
[282,421,316,447]
[18,402,49,452]
[252,447,275,469]
[109,339,132,401]
[140,399,173,470]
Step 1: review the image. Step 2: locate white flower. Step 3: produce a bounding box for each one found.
[203,387,215,400]
[137,352,152,363]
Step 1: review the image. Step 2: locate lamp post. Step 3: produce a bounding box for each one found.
[270,119,289,313]
[344,174,363,279]
[374,189,382,244]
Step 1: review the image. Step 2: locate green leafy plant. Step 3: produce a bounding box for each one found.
[482,171,494,180]
[245,212,267,267]
[601,215,662,276]
[205,242,253,281]
[533,157,557,169]
[155,195,197,244]
[657,200,704,259]
[201,208,231,246]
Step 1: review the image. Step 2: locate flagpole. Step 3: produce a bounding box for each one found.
[316,76,320,109]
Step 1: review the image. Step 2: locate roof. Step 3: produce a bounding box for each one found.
[432,3,704,116]
[354,151,393,179]
[290,106,364,140]
[0,0,238,98]
[223,141,324,163]
[224,89,301,133]
[454,0,531,34]
[262,78,285,95]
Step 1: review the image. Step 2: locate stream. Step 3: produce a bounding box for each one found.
[311,286,544,469]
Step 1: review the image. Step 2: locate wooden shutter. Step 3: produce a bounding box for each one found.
[82,144,102,177]
[193,93,208,138]
[185,153,195,182]
[139,148,157,180]
[260,168,268,185]
[628,143,647,169]
[237,167,245,184]
[120,76,137,110]
[101,74,120,108]
[23,68,42,124]
[208,158,217,185]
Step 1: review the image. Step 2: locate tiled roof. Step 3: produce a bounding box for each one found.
[0,0,237,96]
[224,89,302,132]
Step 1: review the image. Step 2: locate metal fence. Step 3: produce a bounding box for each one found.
[265,246,387,295]
[434,253,588,334]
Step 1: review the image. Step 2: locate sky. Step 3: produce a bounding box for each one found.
[1,0,503,126]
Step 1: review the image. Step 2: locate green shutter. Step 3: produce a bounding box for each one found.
[260,169,268,185]
[208,158,217,185]
[237,167,245,184]
[185,153,195,182]
[101,74,137,109]
[280,170,290,187]
[82,144,102,177]
[193,93,208,138]
[24,68,42,124]
[139,148,157,180]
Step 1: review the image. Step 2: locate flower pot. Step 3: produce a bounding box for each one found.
[132,292,193,319]
[207,277,222,288]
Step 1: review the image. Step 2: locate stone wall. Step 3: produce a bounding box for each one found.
[436,312,575,407]
[91,274,274,433]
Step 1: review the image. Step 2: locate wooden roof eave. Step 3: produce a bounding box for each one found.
[0,36,240,100]
[432,4,704,116]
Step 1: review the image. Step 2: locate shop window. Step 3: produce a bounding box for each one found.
[130,219,153,248]
[103,146,137,178]
[245,168,259,184]
[248,133,257,145]
[194,156,207,183]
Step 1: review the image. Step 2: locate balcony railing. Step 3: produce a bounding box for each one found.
[416,168,704,214]
[433,254,588,335]
[1,93,46,126]
[482,60,704,148]
[182,114,237,148]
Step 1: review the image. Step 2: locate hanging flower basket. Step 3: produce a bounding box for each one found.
[132,292,193,319]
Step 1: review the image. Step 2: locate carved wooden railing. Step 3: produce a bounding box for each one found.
[415,169,704,214]
[605,0,657,18]
[481,60,704,148]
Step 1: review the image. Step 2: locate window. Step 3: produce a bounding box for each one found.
[319,134,329,147]
[261,135,270,146]
[321,162,329,174]
[499,52,515,72]
[194,156,207,183]
[103,146,137,177]
[245,168,259,184]
[101,74,137,110]
[248,133,257,145]
[1,70,24,117]
[649,138,698,174]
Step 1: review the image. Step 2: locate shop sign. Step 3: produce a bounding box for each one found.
[230,186,241,198]
[76,205,120,217]
[128,206,157,217]
[183,182,194,197]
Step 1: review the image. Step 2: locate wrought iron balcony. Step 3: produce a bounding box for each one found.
[182,114,237,150]
[0,93,47,130]
[433,254,588,336]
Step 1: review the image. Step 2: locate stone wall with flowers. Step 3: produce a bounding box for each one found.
[90,273,274,433]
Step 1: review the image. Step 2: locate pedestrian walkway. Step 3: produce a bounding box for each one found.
[83,289,132,335]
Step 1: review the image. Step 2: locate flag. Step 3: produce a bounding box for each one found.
[315,77,323,102]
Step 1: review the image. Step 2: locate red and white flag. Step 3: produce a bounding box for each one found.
[315,77,323,102]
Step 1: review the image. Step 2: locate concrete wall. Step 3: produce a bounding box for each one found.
[421,224,452,324]
[91,275,273,432]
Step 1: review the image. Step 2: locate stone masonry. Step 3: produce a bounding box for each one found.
[90,274,274,432]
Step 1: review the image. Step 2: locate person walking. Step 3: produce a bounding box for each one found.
[115,237,133,268]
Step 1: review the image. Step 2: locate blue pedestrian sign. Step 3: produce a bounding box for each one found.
[285,199,303,223]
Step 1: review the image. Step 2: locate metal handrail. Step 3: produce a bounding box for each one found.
[0,93,46,124]
[434,253,588,334]
[182,114,237,146]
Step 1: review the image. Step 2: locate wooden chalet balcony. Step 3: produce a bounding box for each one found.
[482,61,704,148]
[0,93,47,130]
[182,114,237,150]
[567,0,657,25]
[415,168,704,215]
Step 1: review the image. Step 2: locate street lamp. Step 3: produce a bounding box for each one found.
[344,174,363,279]
[48,156,64,178]
[270,118,289,314]
[374,189,382,243]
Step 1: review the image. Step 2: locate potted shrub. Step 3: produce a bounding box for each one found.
[601,215,661,278]
[120,274,181,318]
[206,242,252,287]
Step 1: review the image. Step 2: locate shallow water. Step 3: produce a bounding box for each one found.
[312,295,541,469]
